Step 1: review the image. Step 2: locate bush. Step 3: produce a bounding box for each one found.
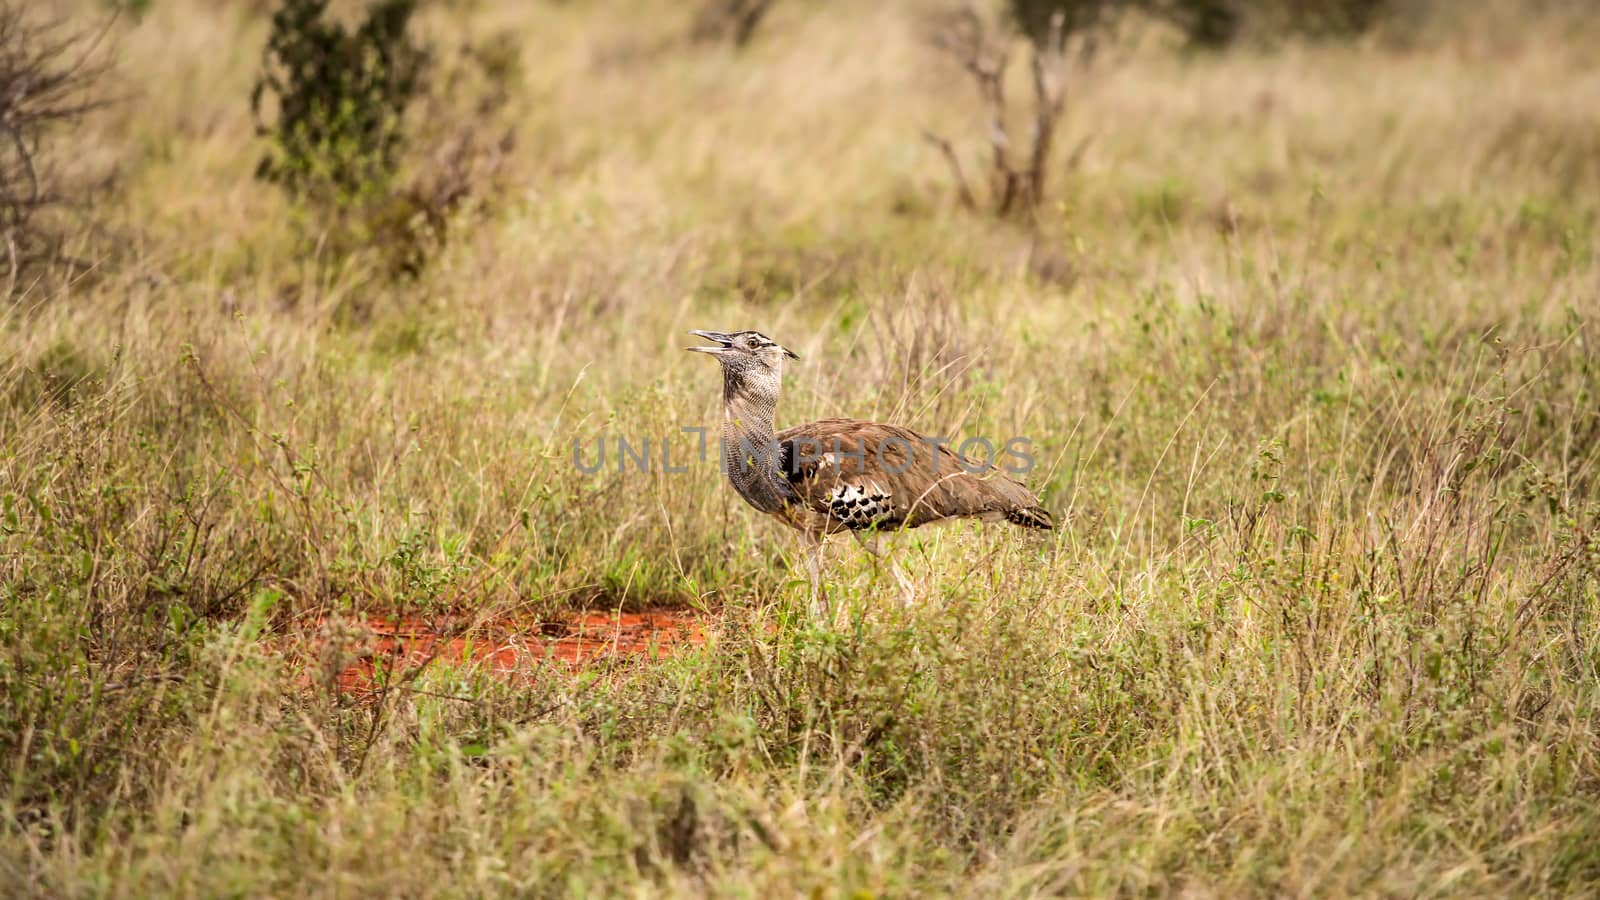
[251,0,425,204]
[1159,0,1244,45]
[1008,0,1396,46]
[0,6,113,299]
[1250,0,1389,36]
[691,0,781,47]
[383,31,519,279]
[1007,0,1121,42]
[252,0,519,284]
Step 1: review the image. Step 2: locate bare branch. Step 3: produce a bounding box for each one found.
[925,5,1080,221]
[921,129,977,211]
[0,5,115,298]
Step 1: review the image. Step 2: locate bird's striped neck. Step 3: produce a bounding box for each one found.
[720,370,792,514]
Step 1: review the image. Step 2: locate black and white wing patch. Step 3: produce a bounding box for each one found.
[778,437,900,531]
[824,481,895,530]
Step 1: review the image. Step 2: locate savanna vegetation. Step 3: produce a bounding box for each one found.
[4,0,1600,894]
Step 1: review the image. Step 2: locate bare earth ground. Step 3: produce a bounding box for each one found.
[4,0,1600,895]
[298,609,709,693]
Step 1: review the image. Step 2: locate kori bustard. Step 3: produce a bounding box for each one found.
[687,329,1052,614]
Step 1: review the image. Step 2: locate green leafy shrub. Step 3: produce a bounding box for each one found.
[251,0,426,204]
[252,0,520,284]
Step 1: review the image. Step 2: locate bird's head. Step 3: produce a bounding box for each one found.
[687,330,798,406]
[686,330,797,370]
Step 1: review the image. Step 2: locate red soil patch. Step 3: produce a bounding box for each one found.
[296,609,709,695]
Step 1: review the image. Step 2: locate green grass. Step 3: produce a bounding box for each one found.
[3,0,1600,895]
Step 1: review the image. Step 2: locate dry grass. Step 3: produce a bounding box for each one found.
[3,0,1600,895]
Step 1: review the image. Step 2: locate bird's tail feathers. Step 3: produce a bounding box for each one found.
[1005,505,1055,530]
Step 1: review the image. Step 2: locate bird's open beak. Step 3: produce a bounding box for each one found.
[686,330,735,354]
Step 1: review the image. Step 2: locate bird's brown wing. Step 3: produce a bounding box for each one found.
[776,418,1052,532]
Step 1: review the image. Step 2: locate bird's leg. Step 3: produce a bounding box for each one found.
[889,557,916,608]
[853,530,914,608]
[804,532,830,623]
[852,530,884,583]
